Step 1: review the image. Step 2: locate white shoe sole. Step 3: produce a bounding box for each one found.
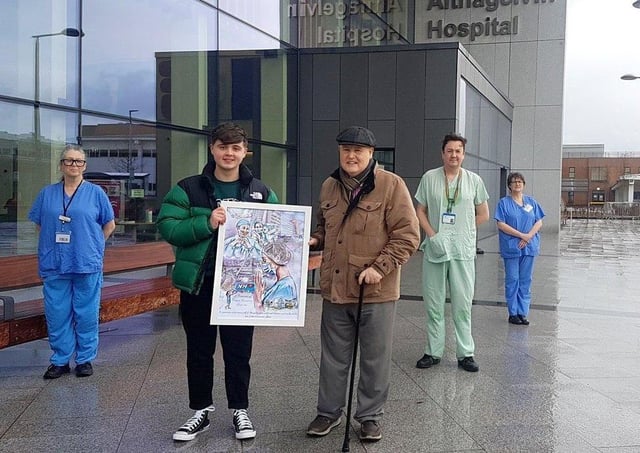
[172,423,210,441]
[235,429,256,440]
[172,406,214,441]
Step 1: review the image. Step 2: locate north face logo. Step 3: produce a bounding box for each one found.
[250,192,263,200]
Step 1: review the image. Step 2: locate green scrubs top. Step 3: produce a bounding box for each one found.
[415,167,489,263]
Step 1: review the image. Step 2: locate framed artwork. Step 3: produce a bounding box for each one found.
[211,201,312,327]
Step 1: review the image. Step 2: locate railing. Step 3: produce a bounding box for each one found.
[563,202,640,222]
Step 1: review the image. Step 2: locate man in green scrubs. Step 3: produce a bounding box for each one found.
[414,133,489,372]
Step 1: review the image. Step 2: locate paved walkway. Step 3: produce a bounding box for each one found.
[1,219,640,452]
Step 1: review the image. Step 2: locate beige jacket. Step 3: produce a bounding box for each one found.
[311,165,420,303]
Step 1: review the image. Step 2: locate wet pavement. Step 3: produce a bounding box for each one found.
[1,219,640,452]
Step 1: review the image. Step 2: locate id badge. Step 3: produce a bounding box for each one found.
[442,212,456,225]
[55,232,71,244]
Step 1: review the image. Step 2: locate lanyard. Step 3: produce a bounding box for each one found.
[444,168,461,212]
[61,180,82,220]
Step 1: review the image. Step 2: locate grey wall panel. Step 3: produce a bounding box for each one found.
[404,177,423,202]
[368,120,395,149]
[368,52,397,121]
[312,54,340,120]
[425,49,458,120]
[339,53,368,128]
[298,176,314,208]
[425,119,457,171]
[299,54,314,178]
[395,51,426,178]
[311,121,340,201]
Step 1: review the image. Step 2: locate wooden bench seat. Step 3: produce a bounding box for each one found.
[0,241,178,349]
[1,243,323,350]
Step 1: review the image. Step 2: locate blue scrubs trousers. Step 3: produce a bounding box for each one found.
[503,255,535,317]
[42,272,102,366]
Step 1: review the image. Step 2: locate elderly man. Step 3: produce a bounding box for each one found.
[306,126,420,442]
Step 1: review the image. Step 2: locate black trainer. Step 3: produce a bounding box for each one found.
[43,364,70,380]
[173,406,214,441]
[416,354,441,369]
[508,315,523,325]
[233,409,256,440]
[75,362,93,377]
[518,315,530,325]
[458,356,479,372]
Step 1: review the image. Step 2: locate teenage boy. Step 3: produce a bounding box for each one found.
[157,123,278,442]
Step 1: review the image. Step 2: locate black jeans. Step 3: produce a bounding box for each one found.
[180,276,254,411]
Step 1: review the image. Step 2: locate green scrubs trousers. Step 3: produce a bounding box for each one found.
[421,258,475,359]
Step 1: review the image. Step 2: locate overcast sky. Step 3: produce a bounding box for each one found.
[563,0,640,152]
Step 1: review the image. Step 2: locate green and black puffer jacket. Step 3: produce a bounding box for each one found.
[156,161,278,295]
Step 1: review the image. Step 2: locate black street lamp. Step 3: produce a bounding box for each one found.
[32,28,83,139]
[128,109,139,198]
[621,74,640,81]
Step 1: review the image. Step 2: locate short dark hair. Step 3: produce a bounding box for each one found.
[441,133,467,151]
[211,122,248,146]
[507,172,526,186]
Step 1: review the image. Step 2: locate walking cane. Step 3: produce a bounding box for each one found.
[341,277,366,453]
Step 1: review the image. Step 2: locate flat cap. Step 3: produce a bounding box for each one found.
[336,126,376,147]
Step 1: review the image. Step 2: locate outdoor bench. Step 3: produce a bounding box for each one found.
[0,241,178,349]
[0,244,323,350]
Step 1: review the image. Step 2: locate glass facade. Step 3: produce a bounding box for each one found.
[0,0,295,257]
[0,0,512,258]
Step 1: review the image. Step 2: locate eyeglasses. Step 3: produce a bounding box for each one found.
[60,159,86,167]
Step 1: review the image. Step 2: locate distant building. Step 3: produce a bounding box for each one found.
[82,124,157,197]
[562,144,640,206]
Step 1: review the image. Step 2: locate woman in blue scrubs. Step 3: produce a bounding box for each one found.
[494,172,544,325]
[29,145,115,379]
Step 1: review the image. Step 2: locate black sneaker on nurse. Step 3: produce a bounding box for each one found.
[457,356,480,372]
[233,409,256,440]
[172,406,214,441]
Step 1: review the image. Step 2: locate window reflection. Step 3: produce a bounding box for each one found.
[0,1,297,257]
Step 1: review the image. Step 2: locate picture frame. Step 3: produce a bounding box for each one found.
[211,201,312,327]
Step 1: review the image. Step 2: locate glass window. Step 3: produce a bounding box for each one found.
[624,167,631,174]
[0,100,79,256]
[374,148,395,172]
[590,167,607,181]
[568,167,575,178]
[0,0,82,105]
[82,0,219,123]
[218,0,282,42]
[461,80,511,239]
[290,0,410,48]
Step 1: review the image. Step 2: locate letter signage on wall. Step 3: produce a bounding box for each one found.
[289,0,557,47]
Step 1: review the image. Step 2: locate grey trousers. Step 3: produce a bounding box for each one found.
[316,299,396,423]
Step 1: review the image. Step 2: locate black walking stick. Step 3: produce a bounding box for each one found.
[341,278,366,452]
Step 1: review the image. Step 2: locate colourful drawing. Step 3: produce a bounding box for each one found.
[211,201,312,327]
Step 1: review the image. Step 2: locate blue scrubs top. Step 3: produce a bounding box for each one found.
[262,275,298,308]
[29,181,115,277]
[494,195,545,258]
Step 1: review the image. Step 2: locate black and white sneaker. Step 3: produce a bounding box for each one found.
[172,406,215,441]
[233,409,256,440]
